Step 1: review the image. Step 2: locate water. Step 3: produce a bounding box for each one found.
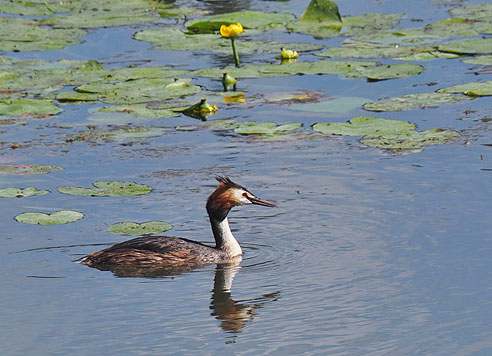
[1,0,492,355]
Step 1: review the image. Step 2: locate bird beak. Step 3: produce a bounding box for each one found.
[248,195,277,207]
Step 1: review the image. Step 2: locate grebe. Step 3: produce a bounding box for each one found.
[79,176,276,269]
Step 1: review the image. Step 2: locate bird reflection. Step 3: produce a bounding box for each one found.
[88,258,280,335]
[210,262,280,335]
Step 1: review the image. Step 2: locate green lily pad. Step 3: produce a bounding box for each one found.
[134,28,322,54]
[341,13,404,38]
[437,81,492,96]
[68,126,167,143]
[424,18,492,38]
[0,1,70,15]
[345,62,423,81]
[234,122,302,135]
[462,55,492,65]
[317,43,458,61]
[185,10,295,33]
[313,117,415,136]
[158,5,209,19]
[107,221,173,236]
[449,4,492,22]
[0,17,86,52]
[15,210,84,225]
[56,91,100,103]
[75,76,201,104]
[363,92,472,112]
[361,129,460,150]
[0,187,50,198]
[192,60,381,79]
[289,96,370,113]
[438,38,492,55]
[58,181,152,197]
[0,165,63,175]
[313,116,459,151]
[89,104,179,123]
[0,99,62,117]
[289,0,342,37]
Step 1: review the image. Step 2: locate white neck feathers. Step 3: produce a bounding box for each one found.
[210,217,242,257]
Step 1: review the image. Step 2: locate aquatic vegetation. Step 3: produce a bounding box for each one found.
[0,165,63,175]
[58,181,152,197]
[313,116,459,151]
[222,72,237,91]
[0,188,50,198]
[438,38,492,55]
[234,122,302,136]
[363,92,472,112]
[437,81,492,97]
[15,210,84,225]
[0,100,62,118]
[220,23,244,67]
[289,97,370,113]
[289,0,342,38]
[280,47,299,60]
[67,127,167,143]
[107,221,173,236]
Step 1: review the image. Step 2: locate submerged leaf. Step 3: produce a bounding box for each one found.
[58,181,152,197]
[15,210,84,225]
[107,221,173,236]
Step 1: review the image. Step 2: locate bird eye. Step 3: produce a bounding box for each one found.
[242,192,248,197]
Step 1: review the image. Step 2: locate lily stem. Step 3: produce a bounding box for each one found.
[231,38,240,67]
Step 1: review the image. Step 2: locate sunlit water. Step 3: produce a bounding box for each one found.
[1,0,491,355]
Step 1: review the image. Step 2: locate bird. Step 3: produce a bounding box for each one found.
[78,176,277,270]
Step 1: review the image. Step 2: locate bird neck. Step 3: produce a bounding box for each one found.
[210,216,242,257]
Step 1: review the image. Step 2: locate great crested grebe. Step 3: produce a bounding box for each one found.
[79,176,276,268]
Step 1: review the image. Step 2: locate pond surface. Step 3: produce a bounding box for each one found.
[1,0,491,355]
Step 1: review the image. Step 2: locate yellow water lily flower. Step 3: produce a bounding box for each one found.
[280,47,299,59]
[220,23,244,38]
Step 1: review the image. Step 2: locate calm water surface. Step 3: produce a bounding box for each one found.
[1,0,491,355]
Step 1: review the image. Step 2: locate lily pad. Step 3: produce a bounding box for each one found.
[289,0,342,37]
[289,96,370,113]
[234,122,302,135]
[424,18,492,38]
[313,117,415,136]
[0,1,70,15]
[56,91,100,103]
[345,63,423,81]
[437,81,492,96]
[89,104,179,123]
[361,129,460,150]
[462,55,492,65]
[0,99,62,117]
[363,92,472,112]
[134,28,322,54]
[58,181,152,197]
[438,38,492,55]
[341,13,404,38]
[0,17,86,52]
[313,116,459,151]
[107,221,173,236]
[0,188,50,198]
[449,4,492,22]
[15,210,84,225]
[68,126,167,143]
[0,165,63,175]
[185,10,295,33]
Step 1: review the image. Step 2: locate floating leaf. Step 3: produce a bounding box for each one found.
[234,122,302,135]
[68,126,167,143]
[341,13,404,38]
[437,81,492,97]
[135,28,322,54]
[185,10,295,33]
[345,63,423,81]
[438,38,492,55]
[289,0,342,37]
[0,17,86,52]
[361,129,460,150]
[15,210,84,225]
[313,117,415,137]
[424,18,492,38]
[0,165,63,175]
[462,55,492,65]
[107,221,173,236]
[363,92,472,112]
[56,91,99,103]
[289,97,370,113]
[449,4,492,22]
[58,181,152,197]
[0,188,50,198]
[313,117,459,152]
[0,99,62,117]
